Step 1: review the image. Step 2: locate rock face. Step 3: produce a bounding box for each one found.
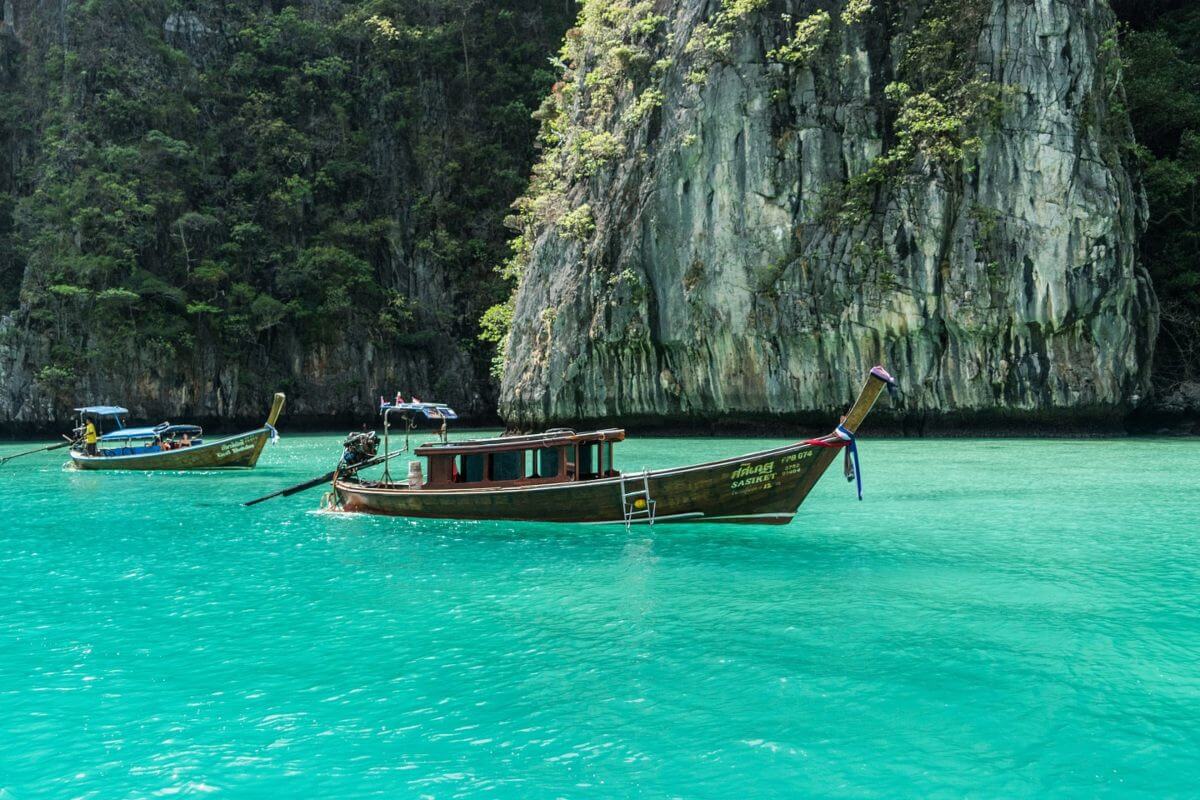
[500,0,1159,431]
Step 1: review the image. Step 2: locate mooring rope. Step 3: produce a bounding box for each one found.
[804,423,863,500]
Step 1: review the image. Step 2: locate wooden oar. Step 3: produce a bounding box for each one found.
[0,436,79,467]
[243,450,403,506]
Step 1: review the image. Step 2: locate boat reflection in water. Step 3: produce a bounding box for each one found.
[328,368,896,525]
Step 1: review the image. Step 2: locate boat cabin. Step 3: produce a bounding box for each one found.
[413,429,625,488]
[96,424,203,456]
[75,406,203,456]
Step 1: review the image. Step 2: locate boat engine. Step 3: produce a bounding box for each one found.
[341,431,380,469]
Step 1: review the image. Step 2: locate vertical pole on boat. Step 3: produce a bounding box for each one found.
[381,406,392,483]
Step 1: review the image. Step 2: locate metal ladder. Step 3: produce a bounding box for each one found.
[619,469,656,529]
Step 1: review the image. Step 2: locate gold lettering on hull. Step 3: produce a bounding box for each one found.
[217,438,255,459]
[729,450,814,493]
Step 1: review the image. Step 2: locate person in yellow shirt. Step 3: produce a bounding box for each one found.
[84,419,98,456]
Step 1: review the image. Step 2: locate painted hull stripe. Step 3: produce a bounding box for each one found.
[580,512,796,526]
[579,512,705,525]
[702,512,795,522]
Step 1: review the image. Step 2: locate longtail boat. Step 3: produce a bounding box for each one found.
[325,367,896,525]
[68,393,285,471]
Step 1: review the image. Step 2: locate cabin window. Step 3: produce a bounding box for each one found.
[579,443,599,478]
[491,451,522,482]
[537,447,560,478]
[460,453,486,483]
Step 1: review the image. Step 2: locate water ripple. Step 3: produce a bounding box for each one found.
[0,436,1198,796]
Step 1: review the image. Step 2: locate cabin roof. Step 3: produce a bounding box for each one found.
[380,401,458,420]
[75,405,129,417]
[99,424,202,442]
[414,428,625,457]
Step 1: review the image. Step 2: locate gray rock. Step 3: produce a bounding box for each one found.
[501,0,1158,431]
[1158,382,1200,415]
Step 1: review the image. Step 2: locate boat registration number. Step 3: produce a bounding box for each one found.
[729,451,812,492]
[217,439,254,458]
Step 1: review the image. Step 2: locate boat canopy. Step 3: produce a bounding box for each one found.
[379,401,458,420]
[75,405,129,417]
[411,428,625,487]
[99,427,158,442]
[99,424,202,442]
[415,428,624,457]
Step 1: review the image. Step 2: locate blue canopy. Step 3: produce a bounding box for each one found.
[99,426,157,442]
[75,406,129,417]
[99,423,201,442]
[160,424,202,435]
[379,401,458,420]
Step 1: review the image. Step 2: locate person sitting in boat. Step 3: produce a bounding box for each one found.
[181,433,191,448]
[84,419,98,456]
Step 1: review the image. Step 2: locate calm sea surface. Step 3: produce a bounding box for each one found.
[1,432,1198,798]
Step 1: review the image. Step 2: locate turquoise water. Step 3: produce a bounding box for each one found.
[1,432,1199,798]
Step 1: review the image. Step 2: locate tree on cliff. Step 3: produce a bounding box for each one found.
[1114,0,1200,393]
[0,0,574,420]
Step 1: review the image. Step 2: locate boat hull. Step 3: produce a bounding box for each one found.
[333,440,842,524]
[329,368,893,525]
[70,428,273,471]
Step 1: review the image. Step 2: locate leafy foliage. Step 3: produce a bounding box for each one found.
[767,10,831,67]
[557,203,595,240]
[880,0,1001,174]
[813,0,1002,225]
[0,0,573,402]
[687,0,766,77]
[1113,0,1200,387]
[483,0,671,376]
[840,0,873,27]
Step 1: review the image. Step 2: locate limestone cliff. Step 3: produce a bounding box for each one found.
[499,0,1159,431]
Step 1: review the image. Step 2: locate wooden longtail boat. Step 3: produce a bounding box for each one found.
[69,393,285,471]
[328,368,895,525]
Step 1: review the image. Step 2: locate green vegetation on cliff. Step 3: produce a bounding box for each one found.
[486,0,1007,378]
[1113,0,1200,392]
[481,0,674,378]
[0,0,573,409]
[2,0,1197,423]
